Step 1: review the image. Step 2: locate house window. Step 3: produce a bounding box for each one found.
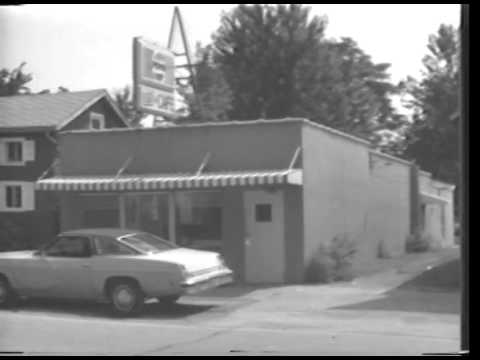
[255,204,272,222]
[0,182,35,212]
[6,185,22,208]
[7,141,23,162]
[89,112,105,130]
[0,138,35,165]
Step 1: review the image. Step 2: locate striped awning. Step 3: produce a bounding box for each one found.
[36,169,303,191]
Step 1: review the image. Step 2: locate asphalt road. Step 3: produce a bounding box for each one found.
[0,251,461,356]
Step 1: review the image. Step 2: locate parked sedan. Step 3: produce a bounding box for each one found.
[0,228,233,316]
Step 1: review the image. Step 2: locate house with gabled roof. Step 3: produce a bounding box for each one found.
[0,89,130,249]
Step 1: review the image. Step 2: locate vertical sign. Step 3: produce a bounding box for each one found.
[133,36,177,117]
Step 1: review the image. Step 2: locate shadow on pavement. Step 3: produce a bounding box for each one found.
[189,284,282,298]
[2,298,217,320]
[330,259,461,315]
[397,259,460,291]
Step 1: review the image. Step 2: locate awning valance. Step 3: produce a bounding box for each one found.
[36,169,303,192]
[420,192,449,204]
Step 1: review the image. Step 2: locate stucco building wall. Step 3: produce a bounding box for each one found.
[301,123,371,271]
[366,152,411,258]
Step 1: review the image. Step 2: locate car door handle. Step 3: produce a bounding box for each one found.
[81,264,91,268]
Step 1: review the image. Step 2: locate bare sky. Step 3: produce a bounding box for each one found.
[0,4,460,96]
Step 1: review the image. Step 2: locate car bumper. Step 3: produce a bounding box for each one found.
[180,269,234,295]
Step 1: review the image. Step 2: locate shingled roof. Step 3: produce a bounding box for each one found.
[0,89,127,131]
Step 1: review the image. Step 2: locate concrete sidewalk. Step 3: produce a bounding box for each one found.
[192,246,460,301]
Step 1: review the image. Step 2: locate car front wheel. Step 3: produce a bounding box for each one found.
[109,282,144,317]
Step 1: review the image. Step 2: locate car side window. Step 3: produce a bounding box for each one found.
[44,236,92,258]
[93,236,136,256]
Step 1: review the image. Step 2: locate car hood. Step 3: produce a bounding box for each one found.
[0,250,36,260]
[146,248,221,273]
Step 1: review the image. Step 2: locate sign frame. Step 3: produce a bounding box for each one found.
[132,36,178,118]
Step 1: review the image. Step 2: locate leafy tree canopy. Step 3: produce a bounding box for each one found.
[401,24,459,186]
[204,4,403,141]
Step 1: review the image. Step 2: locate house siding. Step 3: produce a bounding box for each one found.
[0,95,128,250]
[61,98,127,131]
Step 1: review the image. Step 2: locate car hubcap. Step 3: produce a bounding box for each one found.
[114,288,135,310]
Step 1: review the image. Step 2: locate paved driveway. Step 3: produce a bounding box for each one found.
[0,248,461,355]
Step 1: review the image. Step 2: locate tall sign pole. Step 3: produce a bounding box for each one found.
[168,6,198,94]
[132,6,199,122]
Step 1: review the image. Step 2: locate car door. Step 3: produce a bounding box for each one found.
[42,235,95,299]
[12,249,58,297]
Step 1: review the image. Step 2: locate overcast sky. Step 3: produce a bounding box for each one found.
[0,4,460,97]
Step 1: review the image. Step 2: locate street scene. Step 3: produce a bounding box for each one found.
[0,248,460,355]
[0,4,465,356]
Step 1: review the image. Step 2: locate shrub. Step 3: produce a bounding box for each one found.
[405,231,437,253]
[305,234,357,283]
[305,244,335,283]
[330,233,356,281]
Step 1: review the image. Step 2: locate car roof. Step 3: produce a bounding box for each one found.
[59,228,143,238]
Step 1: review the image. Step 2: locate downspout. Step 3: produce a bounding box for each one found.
[409,161,421,235]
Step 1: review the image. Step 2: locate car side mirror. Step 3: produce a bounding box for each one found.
[33,250,44,257]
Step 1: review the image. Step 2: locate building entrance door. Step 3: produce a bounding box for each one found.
[244,189,285,284]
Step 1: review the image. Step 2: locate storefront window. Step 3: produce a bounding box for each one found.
[175,191,223,251]
[125,194,170,240]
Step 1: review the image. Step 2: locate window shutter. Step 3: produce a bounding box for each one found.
[0,182,6,211]
[22,182,35,211]
[23,140,35,162]
[0,139,6,165]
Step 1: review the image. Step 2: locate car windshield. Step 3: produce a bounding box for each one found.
[119,233,178,254]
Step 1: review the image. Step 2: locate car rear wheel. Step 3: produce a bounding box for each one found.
[157,295,181,304]
[0,277,16,308]
[109,282,144,317]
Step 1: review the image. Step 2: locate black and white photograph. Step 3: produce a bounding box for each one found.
[0,4,468,356]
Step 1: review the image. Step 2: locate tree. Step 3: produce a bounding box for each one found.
[178,44,233,123]
[1,62,71,96]
[113,86,144,127]
[0,62,32,96]
[209,4,403,139]
[401,24,459,187]
[212,4,327,120]
[293,37,406,140]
